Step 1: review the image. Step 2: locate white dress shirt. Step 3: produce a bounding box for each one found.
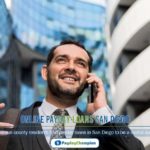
[38,99,114,144]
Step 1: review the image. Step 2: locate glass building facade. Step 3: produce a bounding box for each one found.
[10,0,111,109]
[0,0,12,113]
[0,0,11,57]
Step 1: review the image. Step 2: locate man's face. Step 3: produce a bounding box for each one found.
[47,44,90,100]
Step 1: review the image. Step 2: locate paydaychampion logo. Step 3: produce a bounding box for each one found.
[51,138,99,148]
[55,140,61,146]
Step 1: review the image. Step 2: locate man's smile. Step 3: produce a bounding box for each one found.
[62,77,76,84]
[59,74,80,84]
[59,75,79,84]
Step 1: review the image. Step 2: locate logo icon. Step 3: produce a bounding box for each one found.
[55,140,61,146]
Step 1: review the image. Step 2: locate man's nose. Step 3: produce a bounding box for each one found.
[68,61,75,69]
[65,61,76,74]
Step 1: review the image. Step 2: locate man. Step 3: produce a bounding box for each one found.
[1,40,144,149]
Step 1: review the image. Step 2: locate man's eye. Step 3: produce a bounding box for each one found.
[56,58,66,63]
[77,61,86,67]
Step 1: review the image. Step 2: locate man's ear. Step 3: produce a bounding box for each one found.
[41,65,48,80]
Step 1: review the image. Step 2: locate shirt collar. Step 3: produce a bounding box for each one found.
[40,99,77,117]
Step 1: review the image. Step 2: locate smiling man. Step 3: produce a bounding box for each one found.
[42,43,90,107]
[1,40,144,150]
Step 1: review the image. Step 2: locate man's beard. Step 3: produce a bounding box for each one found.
[47,71,86,102]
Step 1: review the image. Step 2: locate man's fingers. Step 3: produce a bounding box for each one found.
[0,122,14,128]
[0,103,5,109]
[87,103,95,114]
[0,131,9,136]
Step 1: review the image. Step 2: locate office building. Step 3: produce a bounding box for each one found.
[107,0,150,148]
[10,0,110,109]
[0,0,12,114]
[0,0,11,57]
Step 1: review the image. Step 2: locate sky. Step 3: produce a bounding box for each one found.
[4,0,11,9]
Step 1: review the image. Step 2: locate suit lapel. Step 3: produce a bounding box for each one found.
[33,107,50,150]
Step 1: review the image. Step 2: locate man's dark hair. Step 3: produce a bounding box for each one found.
[46,40,93,71]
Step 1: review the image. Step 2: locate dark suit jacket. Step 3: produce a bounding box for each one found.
[7,102,145,150]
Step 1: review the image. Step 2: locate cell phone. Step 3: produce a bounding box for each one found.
[87,83,97,103]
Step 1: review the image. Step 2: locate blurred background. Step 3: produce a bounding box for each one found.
[0,0,150,149]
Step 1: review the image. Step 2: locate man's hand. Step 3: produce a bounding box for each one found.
[86,73,107,114]
[0,103,14,135]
